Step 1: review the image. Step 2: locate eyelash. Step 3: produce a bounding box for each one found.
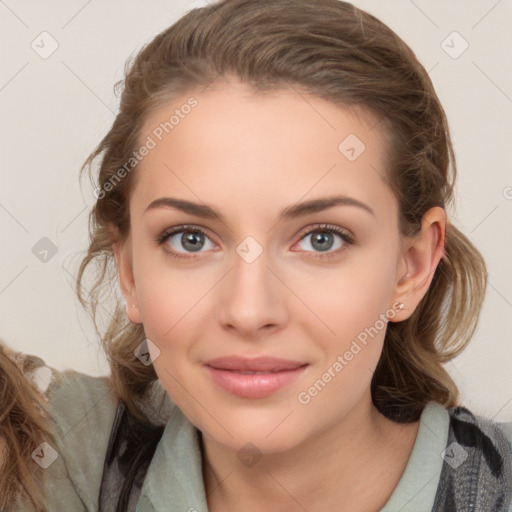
[156,223,355,261]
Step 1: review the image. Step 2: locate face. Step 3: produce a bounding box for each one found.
[116,80,415,454]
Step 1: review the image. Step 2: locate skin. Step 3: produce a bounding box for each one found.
[113,79,446,511]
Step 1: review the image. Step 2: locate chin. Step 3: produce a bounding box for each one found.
[200,415,307,455]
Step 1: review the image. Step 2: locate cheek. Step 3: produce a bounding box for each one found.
[294,247,398,341]
[132,254,221,393]
[136,271,205,344]
[131,238,214,332]
[136,269,205,404]
[294,271,393,413]
[290,245,398,399]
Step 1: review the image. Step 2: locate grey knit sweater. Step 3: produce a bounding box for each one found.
[432,405,512,511]
[5,353,512,512]
[99,401,512,511]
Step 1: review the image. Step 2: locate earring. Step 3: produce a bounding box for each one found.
[125,303,137,316]
[396,302,405,311]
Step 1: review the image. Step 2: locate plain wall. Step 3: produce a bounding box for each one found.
[0,0,511,420]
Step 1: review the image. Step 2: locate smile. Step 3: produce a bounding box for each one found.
[204,365,309,398]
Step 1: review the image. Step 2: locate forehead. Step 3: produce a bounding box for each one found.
[132,80,395,224]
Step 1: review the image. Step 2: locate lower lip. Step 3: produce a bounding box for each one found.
[204,365,308,398]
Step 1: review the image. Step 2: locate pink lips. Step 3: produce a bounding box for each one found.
[204,356,308,398]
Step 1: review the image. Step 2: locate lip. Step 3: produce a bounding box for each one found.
[205,356,307,372]
[204,356,309,398]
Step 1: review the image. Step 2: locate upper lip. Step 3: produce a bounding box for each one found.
[205,356,308,372]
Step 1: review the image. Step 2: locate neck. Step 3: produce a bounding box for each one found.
[201,393,420,512]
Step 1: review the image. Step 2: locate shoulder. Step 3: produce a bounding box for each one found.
[16,352,118,440]
[497,421,512,512]
[498,421,512,451]
[15,352,119,511]
[433,404,512,512]
[446,405,512,462]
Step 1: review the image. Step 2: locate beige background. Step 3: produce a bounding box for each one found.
[0,0,511,420]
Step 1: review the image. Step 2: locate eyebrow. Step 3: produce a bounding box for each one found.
[143,195,375,222]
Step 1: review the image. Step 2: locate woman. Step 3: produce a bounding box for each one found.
[1,0,511,510]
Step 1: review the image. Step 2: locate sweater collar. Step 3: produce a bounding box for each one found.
[136,403,208,512]
[136,401,448,512]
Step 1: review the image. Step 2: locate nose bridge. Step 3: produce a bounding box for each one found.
[216,240,286,334]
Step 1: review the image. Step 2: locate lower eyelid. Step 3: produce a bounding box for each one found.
[158,225,353,257]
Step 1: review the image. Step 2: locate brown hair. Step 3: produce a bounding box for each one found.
[77,0,487,425]
[0,341,54,511]
[1,0,489,507]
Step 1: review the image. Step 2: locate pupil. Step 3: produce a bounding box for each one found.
[182,232,203,252]
[312,232,333,252]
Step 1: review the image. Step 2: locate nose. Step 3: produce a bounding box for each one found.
[216,247,288,339]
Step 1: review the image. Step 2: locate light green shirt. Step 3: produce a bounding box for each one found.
[9,363,512,511]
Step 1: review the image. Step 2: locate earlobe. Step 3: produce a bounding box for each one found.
[112,235,143,324]
[389,206,446,322]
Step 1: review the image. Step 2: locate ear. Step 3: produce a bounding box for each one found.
[111,230,143,324]
[389,206,446,322]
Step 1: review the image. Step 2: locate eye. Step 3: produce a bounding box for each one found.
[157,223,354,261]
[157,225,216,258]
[292,224,354,259]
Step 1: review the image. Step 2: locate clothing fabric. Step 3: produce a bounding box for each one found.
[7,356,512,512]
[100,398,512,512]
